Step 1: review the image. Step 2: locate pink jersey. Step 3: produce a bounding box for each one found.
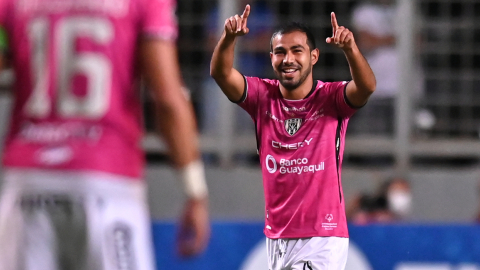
[239,76,357,239]
[0,0,177,178]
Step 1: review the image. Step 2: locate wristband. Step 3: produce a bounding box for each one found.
[177,160,208,199]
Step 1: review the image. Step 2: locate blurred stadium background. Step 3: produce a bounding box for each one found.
[144,0,480,223]
[1,0,480,269]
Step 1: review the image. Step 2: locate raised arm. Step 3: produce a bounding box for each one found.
[139,38,210,257]
[210,4,251,102]
[326,12,376,107]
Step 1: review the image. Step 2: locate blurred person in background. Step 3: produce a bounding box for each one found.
[348,0,427,136]
[200,0,276,135]
[383,177,413,221]
[347,177,412,224]
[347,193,393,224]
[346,193,376,225]
[0,0,210,269]
[210,4,376,269]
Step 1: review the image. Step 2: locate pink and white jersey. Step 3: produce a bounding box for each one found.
[0,0,178,178]
[239,76,357,239]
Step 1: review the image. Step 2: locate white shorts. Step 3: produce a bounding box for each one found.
[0,169,156,270]
[266,236,349,270]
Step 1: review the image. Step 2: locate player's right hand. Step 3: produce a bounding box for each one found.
[224,4,250,37]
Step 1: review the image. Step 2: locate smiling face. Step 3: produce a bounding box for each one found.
[270,31,319,93]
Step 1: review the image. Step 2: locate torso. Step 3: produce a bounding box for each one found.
[240,77,356,238]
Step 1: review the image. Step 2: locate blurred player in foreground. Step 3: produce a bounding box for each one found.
[0,0,209,269]
[211,4,375,270]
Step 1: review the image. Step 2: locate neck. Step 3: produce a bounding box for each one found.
[280,77,314,100]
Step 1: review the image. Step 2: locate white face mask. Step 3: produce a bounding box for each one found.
[387,191,412,218]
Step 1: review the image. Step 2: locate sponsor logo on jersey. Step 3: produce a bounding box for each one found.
[266,111,284,123]
[283,106,306,117]
[265,155,324,175]
[282,106,306,112]
[266,155,277,173]
[322,214,337,230]
[36,146,73,165]
[20,122,103,143]
[18,0,129,16]
[272,138,313,150]
[305,109,324,122]
[285,118,302,136]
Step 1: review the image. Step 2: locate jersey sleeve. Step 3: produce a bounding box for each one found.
[140,0,178,40]
[237,76,262,119]
[329,81,357,118]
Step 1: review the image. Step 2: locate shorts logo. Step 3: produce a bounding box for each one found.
[285,118,302,136]
[110,222,136,270]
[266,155,277,173]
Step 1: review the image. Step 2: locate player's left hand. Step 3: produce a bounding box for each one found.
[177,197,210,257]
[326,12,356,50]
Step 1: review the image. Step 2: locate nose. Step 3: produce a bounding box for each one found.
[283,51,294,65]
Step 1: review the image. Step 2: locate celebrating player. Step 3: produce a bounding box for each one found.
[0,0,209,269]
[211,5,375,270]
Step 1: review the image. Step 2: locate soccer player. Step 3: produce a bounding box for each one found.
[211,5,376,270]
[0,0,209,269]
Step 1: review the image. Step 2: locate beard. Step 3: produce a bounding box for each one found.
[275,64,312,91]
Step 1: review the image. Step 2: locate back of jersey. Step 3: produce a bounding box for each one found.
[0,0,178,178]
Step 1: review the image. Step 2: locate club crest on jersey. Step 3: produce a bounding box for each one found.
[285,118,302,136]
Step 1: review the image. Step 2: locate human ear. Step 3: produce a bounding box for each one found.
[311,48,319,65]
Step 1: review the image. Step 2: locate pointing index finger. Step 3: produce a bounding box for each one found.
[331,12,338,32]
[241,4,251,19]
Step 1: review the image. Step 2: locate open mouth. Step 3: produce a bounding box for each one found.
[281,67,299,77]
[282,68,297,74]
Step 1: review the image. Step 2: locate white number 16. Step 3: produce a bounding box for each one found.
[25,17,114,119]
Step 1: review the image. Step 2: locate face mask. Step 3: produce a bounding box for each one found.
[387,191,412,218]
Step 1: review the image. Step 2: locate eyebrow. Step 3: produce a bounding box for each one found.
[291,45,305,50]
[273,44,306,51]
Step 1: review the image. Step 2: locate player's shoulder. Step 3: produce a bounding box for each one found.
[246,76,279,90]
[315,80,348,96]
[318,80,348,89]
[261,78,279,88]
[244,76,279,89]
[244,76,280,104]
